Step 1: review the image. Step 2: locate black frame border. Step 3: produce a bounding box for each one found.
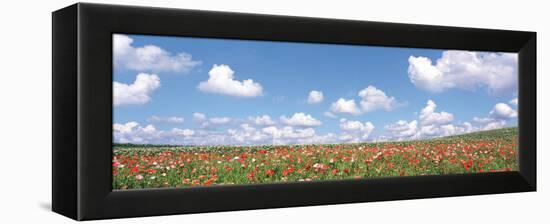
[52,3,536,221]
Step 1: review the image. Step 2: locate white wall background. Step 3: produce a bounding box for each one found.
[0,0,546,223]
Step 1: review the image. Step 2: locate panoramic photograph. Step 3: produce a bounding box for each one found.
[112,34,519,189]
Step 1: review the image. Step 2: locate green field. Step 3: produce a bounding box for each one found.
[113,127,518,189]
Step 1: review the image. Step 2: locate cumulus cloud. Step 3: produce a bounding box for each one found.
[472,117,494,123]
[113,34,201,73]
[280,113,321,127]
[330,98,361,115]
[329,86,401,115]
[473,116,507,131]
[385,120,419,140]
[407,51,518,94]
[489,103,517,119]
[339,119,374,132]
[197,64,263,97]
[191,113,232,128]
[147,115,184,123]
[472,102,517,131]
[227,124,269,144]
[384,120,473,140]
[419,100,454,126]
[307,90,324,104]
[113,121,202,145]
[113,122,163,144]
[421,122,477,138]
[113,119,333,146]
[298,133,339,145]
[209,117,232,125]
[172,128,194,137]
[339,118,375,142]
[192,113,207,123]
[358,85,399,112]
[113,121,139,134]
[262,126,316,143]
[249,115,276,126]
[384,100,478,140]
[481,120,507,130]
[227,124,338,145]
[113,73,160,106]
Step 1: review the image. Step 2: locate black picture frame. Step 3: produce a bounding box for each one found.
[52,3,536,221]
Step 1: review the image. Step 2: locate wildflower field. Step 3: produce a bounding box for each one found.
[112,127,518,189]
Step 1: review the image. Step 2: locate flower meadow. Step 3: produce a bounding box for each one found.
[112,127,518,189]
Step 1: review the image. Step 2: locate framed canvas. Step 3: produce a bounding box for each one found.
[52,3,536,221]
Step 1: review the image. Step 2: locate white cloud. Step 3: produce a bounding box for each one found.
[262,126,316,140]
[113,73,160,106]
[240,123,256,132]
[307,90,324,104]
[358,85,399,112]
[113,34,201,73]
[338,133,357,142]
[298,133,339,145]
[171,128,194,137]
[330,98,361,115]
[113,122,163,144]
[440,123,477,136]
[228,123,338,145]
[280,113,321,127]
[473,116,507,131]
[473,117,495,123]
[329,86,401,115]
[490,103,517,119]
[339,119,373,132]
[419,100,454,125]
[472,102,517,131]
[191,113,233,129]
[407,51,517,94]
[227,124,269,144]
[384,100,476,140]
[192,113,207,123]
[113,121,139,134]
[147,115,184,123]
[509,98,518,106]
[114,120,336,146]
[339,118,375,141]
[385,120,419,140]
[113,121,203,145]
[471,102,516,130]
[249,115,276,126]
[197,64,263,97]
[323,111,337,118]
[481,120,507,130]
[420,123,475,138]
[209,117,232,125]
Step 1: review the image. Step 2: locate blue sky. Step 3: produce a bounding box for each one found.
[113,34,518,145]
